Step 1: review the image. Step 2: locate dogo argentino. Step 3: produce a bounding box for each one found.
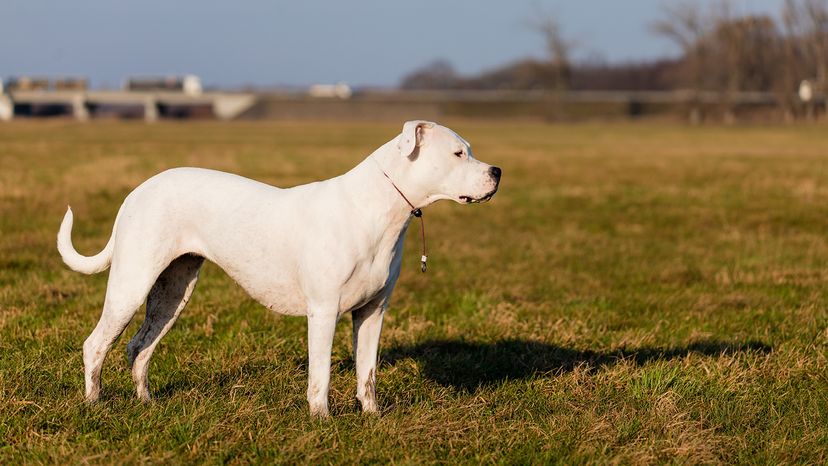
[57,120,501,416]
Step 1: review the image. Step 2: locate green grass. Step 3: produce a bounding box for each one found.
[2,120,828,464]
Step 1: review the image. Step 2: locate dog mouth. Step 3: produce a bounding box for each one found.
[459,188,498,204]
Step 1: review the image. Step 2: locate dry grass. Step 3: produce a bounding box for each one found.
[1,120,828,464]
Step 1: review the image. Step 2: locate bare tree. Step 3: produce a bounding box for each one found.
[803,0,828,85]
[654,1,783,123]
[712,4,780,122]
[528,13,574,92]
[780,0,808,119]
[802,0,827,118]
[714,1,741,123]
[652,1,711,122]
[782,0,828,118]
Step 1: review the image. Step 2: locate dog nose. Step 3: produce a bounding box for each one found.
[489,166,502,181]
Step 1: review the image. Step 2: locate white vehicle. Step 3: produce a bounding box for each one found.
[308,83,352,99]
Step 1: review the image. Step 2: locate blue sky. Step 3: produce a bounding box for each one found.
[1,0,786,88]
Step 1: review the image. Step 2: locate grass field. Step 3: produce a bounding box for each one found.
[2,120,828,464]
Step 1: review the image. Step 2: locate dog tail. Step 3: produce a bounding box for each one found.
[57,206,117,274]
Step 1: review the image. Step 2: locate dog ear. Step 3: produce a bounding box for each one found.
[398,120,433,157]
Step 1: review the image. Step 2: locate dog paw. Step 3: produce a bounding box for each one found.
[357,397,380,415]
[309,404,330,418]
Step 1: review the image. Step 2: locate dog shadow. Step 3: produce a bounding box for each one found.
[381,338,772,392]
[149,338,771,400]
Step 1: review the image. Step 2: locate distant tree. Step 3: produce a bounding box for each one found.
[652,0,828,121]
[798,0,828,85]
[712,11,781,121]
[529,14,574,91]
[778,1,807,118]
[396,0,827,124]
[652,1,711,122]
[400,59,460,90]
[463,59,556,90]
[784,0,828,118]
[571,59,680,91]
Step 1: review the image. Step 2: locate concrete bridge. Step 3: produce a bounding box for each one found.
[0,90,257,121]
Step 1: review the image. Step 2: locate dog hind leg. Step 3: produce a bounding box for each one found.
[126,254,204,402]
[83,258,163,402]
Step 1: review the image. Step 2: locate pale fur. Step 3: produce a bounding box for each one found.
[57,120,501,416]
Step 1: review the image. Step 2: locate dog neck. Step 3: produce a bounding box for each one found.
[351,140,425,213]
[338,139,426,246]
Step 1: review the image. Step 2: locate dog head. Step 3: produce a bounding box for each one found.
[393,120,501,206]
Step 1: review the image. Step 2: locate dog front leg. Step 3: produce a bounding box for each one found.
[352,301,385,414]
[306,309,337,417]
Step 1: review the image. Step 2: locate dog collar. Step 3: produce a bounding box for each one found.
[374,161,428,273]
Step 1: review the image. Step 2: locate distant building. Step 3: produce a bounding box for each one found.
[124,75,202,96]
[2,76,88,92]
[4,76,50,92]
[54,77,89,91]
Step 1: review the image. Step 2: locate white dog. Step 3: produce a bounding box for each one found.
[57,120,501,416]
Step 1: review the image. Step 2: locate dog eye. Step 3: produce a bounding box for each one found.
[454,150,463,157]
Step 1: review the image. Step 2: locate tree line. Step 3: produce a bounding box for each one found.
[400,0,827,120]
